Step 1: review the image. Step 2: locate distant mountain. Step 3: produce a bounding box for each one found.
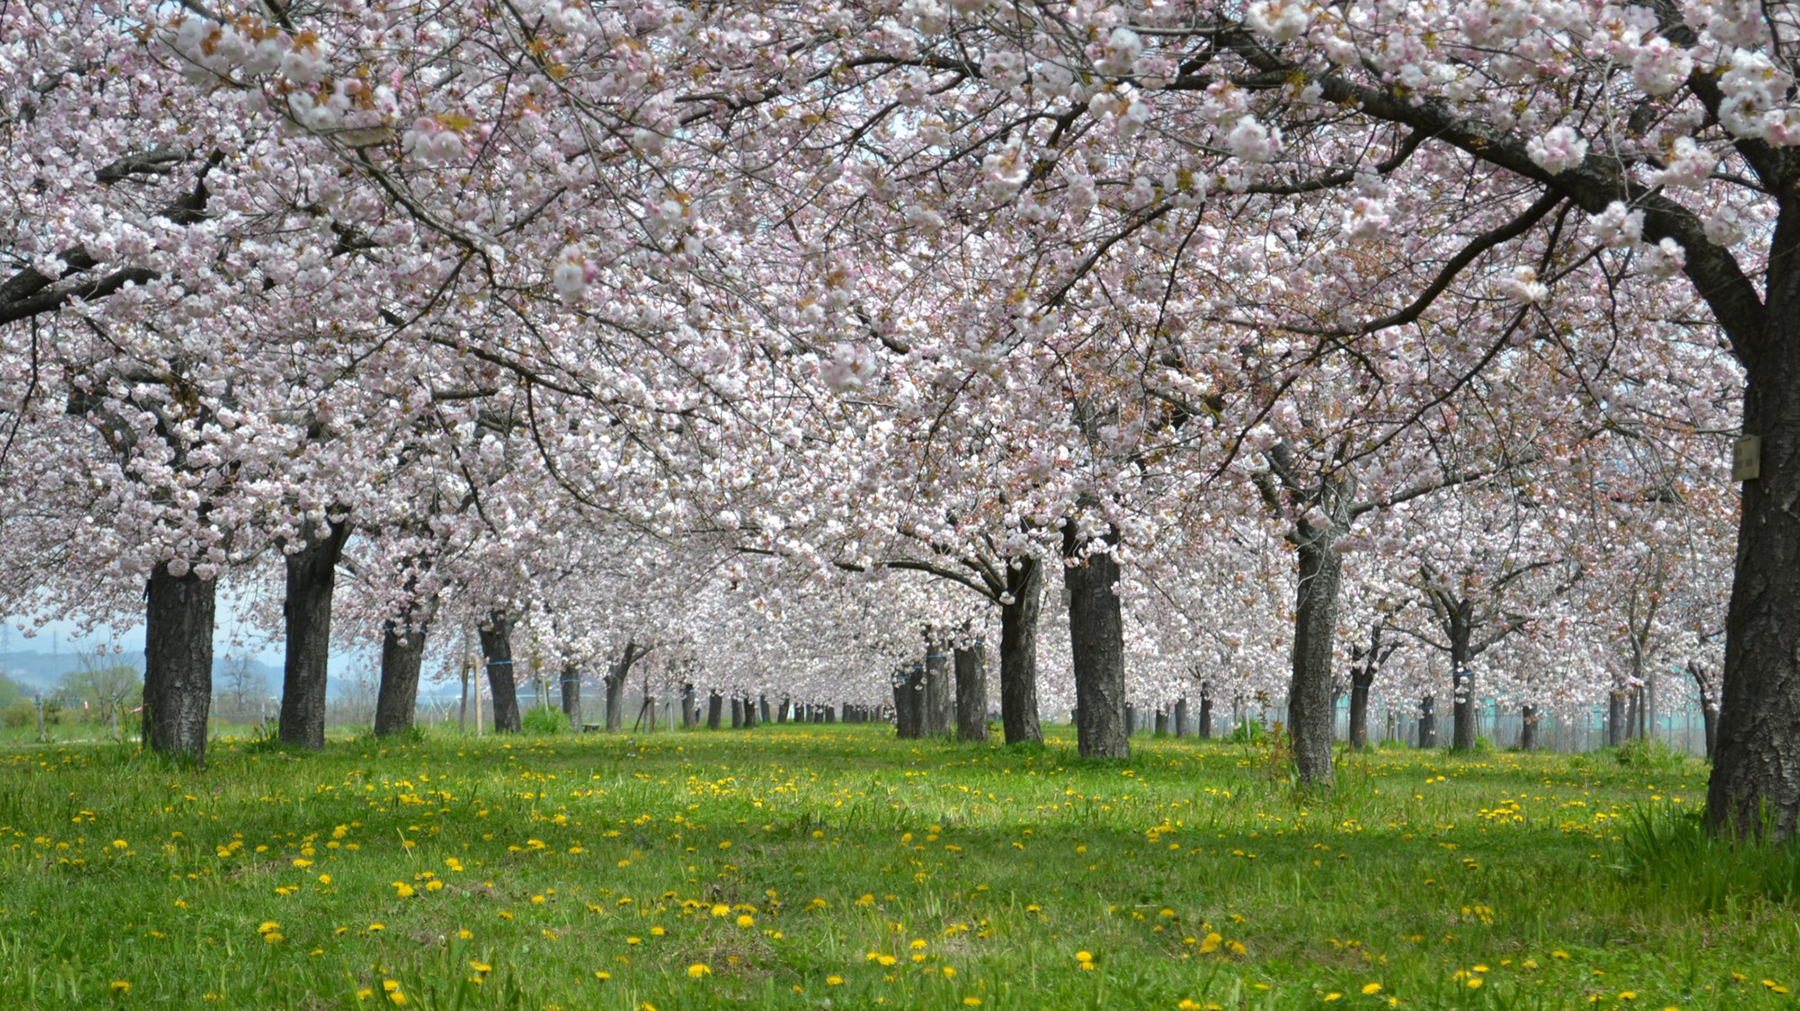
[0,649,459,701]
[0,650,282,697]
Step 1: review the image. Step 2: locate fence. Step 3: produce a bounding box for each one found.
[3,691,1716,754]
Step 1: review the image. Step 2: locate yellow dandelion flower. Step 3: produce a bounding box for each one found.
[110,981,131,995]
[827,975,844,986]
[687,963,711,978]
[736,914,755,928]
[1362,983,1382,995]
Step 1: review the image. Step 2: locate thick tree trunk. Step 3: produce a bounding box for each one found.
[954,640,988,742]
[895,665,924,739]
[479,613,522,733]
[1709,289,1800,838]
[1450,601,1477,752]
[374,617,429,737]
[1349,676,1371,751]
[681,684,696,727]
[278,517,350,750]
[760,696,771,722]
[1124,704,1138,736]
[560,664,581,729]
[1174,696,1189,737]
[742,695,757,729]
[776,696,788,723]
[1289,528,1342,785]
[604,670,625,731]
[707,691,723,730]
[1063,527,1129,759]
[1520,704,1540,751]
[1153,708,1168,735]
[1418,695,1436,748]
[143,563,216,763]
[999,556,1044,745]
[923,647,951,735]
[730,695,743,728]
[1198,685,1213,740]
[1607,689,1626,748]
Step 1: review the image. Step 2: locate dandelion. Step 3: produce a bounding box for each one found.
[392,882,415,898]
[110,980,131,995]
[687,963,711,978]
[827,975,844,986]
[1325,996,1342,1003]
[1467,978,1484,989]
[594,971,611,981]
[962,998,982,1007]
[736,914,755,928]
[1362,983,1382,995]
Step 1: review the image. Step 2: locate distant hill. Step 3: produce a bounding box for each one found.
[0,650,282,697]
[0,649,459,700]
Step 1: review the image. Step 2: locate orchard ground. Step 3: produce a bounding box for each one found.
[1,726,1795,1011]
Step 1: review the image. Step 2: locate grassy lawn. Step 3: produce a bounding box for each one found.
[0,724,1794,1010]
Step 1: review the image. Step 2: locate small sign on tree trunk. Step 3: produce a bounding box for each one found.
[1733,436,1762,481]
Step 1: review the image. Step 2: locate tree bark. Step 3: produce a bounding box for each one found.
[1520,704,1540,752]
[1289,526,1342,784]
[1450,599,1477,752]
[1198,684,1213,740]
[277,517,350,750]
[999,555,1044,745]
[143,562,216,763]
[1607,689,1626,748]
[706,691,722,730]
[895,664,924,739]
[760,696,771,722]
[776,696,788,723]
[742,695,757,729]
[730,695,743,728]
[1063,524,1129,759]
[479,612,522,734]
[1348,675,1371,751]
[374,616,429,737]
[923,646,951,735]
[1174,696,1189,737]
[1709,295,1800,837]
[560,664,581,729]
[681,683,696,727]
[954,640,988,742]
[1418,695,1436,748]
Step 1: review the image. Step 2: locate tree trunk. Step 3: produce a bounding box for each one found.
[1063,523,1129,759]
[895,665,924,739]
[954,640,988,742]
[682,684,696,727]
[742,695,757,729]
[760,696,771,722]
[1709,287,1800,838]
[707,691,722,730]
[1124,704,1138,736]
[479,613,522,734]
[999,555,1044,745]
[1418,695,1436,748]
[277,517,350,750]
[374,616,429,737]
[920,647,947,735]
[1520,704,1540,752]
[1349,675,1371,751]
[1174,696,1189,737]
[142,562,216,763]
[1289,528,1342,784]
[1450,600,1477,752]
[1607,689,1626,748]
[1198,685,1213,740]
[560,664,581,729]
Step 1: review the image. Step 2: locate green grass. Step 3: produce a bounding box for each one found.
[1,725,1795,1010]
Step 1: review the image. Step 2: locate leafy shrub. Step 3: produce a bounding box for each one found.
[1227,720,1264,744]
[1614,736,1689,773]
[523,705,567,735]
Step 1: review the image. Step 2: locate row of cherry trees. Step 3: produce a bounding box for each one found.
[0,0,1785,836]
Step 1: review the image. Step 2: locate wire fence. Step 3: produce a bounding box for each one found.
[2,692,1716,755]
